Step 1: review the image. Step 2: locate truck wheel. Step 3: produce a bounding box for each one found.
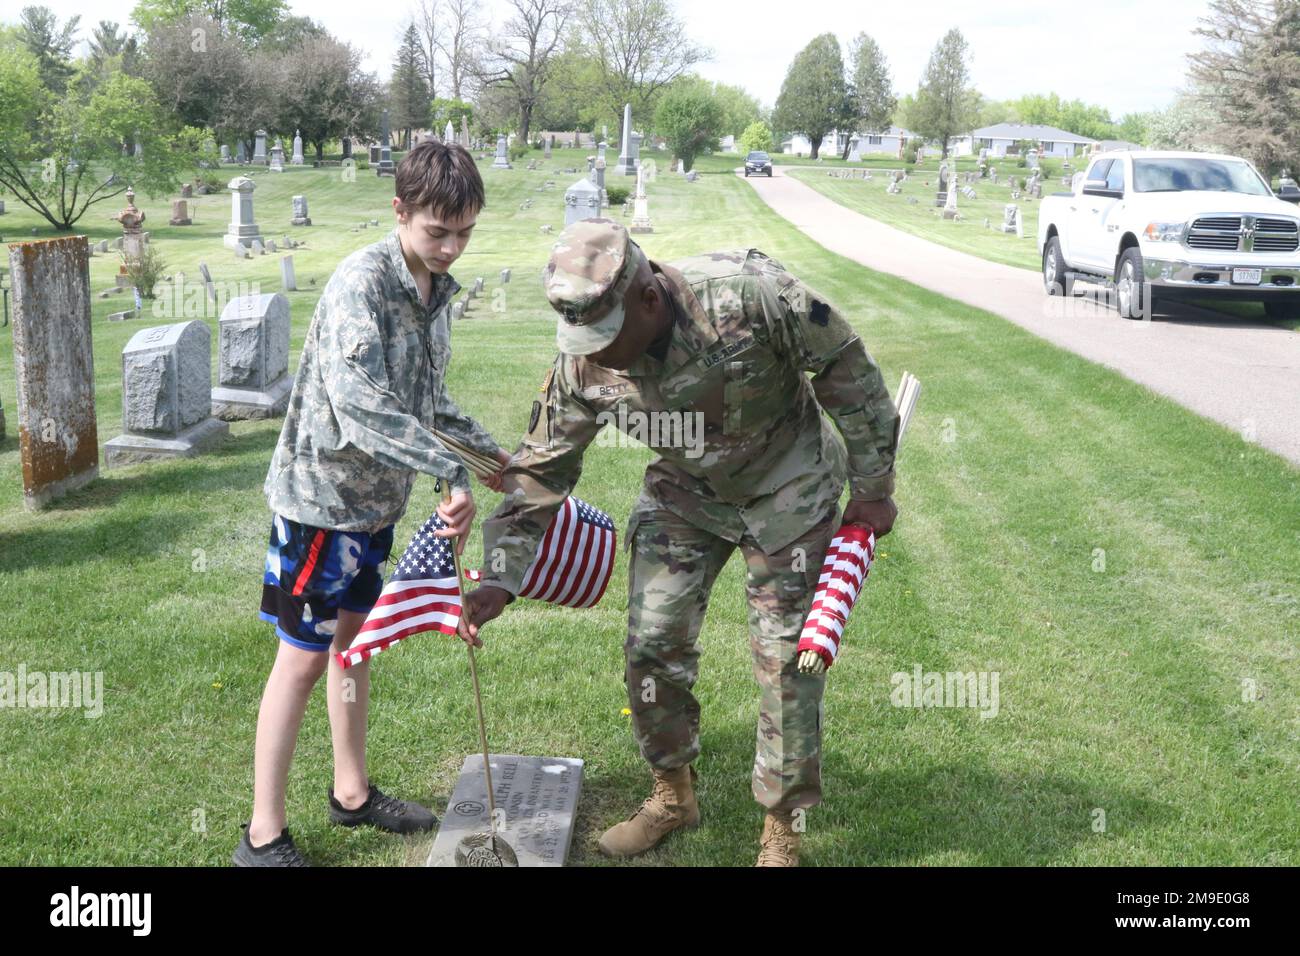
[1115,247,1151,320]
[1042,236,1073,296]
[1263,299,1300,320]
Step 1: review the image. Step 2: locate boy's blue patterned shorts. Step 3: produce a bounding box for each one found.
[259,514,395,652]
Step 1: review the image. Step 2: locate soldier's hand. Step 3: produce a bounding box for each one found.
[434,490,476,554]
[843,496,897,537]
[479,448,513,493]
[457,586,512,646]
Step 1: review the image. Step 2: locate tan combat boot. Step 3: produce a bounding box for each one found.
[755,809,801,867]
[597,765,699,858]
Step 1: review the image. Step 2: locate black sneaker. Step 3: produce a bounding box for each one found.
[328,784,437,834]
[232,823,310,867]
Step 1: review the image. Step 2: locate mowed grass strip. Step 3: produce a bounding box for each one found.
[0,150,1295,866]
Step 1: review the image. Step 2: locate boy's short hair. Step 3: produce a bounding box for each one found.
[395,140,486,221]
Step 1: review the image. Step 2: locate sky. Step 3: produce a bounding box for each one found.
[30,0,1214,118]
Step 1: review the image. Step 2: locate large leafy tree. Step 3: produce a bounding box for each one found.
[653,76,723,171]
[773,33,851,160]
[903,28,979,159]
[1188,0,1300,177]
[0,44,203,229]
[844,32,895,158]
[280,33,382,160]
[130,0,289,44]
[580,0,709,122]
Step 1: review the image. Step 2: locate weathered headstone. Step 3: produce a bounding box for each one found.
[169,199,192,226]
[180,183,194,200]
[251,238,265,256]
[593,158,607,206]
[291,129,304,165]
[492,134,512,169]
[943,179,959,219]
[499,267,511,285]
[106,320,228,464]
[543,137,552,159]
[269,140,285,172]
[8,236,99,508]
[198,261,217,303]
[999,203,1020,234]
[426,754,584,868]
[220,144,231,163]
[223,177,263,251]
[341,137,352,160]
[253,129,268,165]
[377,110,396,177]
[564,177,601,226]
[291,195,311,227]
[461,114,470,149]
[614,103,635,175]
[684,169,699,182]
[235,139,247,163]
[630,164,653,234]
[451,300,465,320]
[369,144,381,165]
[211,293,292,420]
[279,256,296,292]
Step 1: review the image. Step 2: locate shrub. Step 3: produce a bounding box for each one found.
[121,244,167,300]
[606,185,630,206]
[508,141,529,162]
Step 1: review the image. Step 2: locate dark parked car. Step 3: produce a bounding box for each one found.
[744,151,773,177]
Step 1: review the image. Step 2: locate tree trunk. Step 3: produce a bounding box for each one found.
[809,135,821,160]
[315,141,324,161]
[519,105,533,148]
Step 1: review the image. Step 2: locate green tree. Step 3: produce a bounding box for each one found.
[711,81,762,138]
[480,0,574,144]
[16,5,80,95]
[391,22,432,150]
[281,33,382,160]
[130,0,289,43]
[905,28,979,159]
[773,33,851,160]
[653,78,723,171]
[1116,111,1151,146]
[844,32,895,158]
[739,120,773,154]
[431,97,475,135]
[1188,0,1300,177]
[0,48,203,229]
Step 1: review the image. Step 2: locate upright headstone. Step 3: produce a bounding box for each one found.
[999,203,1020,234]
[943,180,959,219]
[564,177,601,226]
[342,137,352,160]
[223,177,263,251]
[630,164,653,234]
[211,293,292,420]
[935,162,949,208]
[500,268,511,285]
[112,188,148,260]
[594,158,607,206]
[369,144,381,165]
[544,137,552,159]
[291,195,311,226]
[377,110,396,177]
[847,136,862,163]
[291,129,304,165]
[629,132,642,170]
[461,114,470,149]
[613,103,635,175]
[1026,148,1040,169]
[269,139,285,172]
[7,236,98,509]
[253,129,268,165]
[492,134,512,169]
[220,144,231,163]
[106,321,229,464]
[169,199,192,226]
[444,120,455,144]
[235,139,247,163]
[198,261,217,303]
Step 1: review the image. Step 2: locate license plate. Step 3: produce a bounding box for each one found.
[1232,268,1262,285]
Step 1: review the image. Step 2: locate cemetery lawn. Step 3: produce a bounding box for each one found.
[778,159,1300,331]
[0,151,1296,867]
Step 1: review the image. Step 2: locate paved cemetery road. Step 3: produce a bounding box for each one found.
[740,164,1300,468]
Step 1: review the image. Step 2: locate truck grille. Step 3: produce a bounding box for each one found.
[1185,215,1300,253]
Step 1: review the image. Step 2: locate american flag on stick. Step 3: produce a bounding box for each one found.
[797,372,921,668]
[465,496,617,609]
[336,511,463,669]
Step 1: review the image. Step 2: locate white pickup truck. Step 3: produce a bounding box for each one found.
[1037,149,1300,319]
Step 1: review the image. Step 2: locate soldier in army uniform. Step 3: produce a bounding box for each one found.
[460,218,900,866]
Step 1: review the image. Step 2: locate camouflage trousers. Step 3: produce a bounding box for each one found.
[623,503,838,811]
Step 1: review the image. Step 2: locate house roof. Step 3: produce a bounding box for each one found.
[971,123,1097,144]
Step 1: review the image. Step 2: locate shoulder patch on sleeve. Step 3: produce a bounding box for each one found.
[809,300,831,326]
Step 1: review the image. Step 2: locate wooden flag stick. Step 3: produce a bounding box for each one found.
[440,482,500,853]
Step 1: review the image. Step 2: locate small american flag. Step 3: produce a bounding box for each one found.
[467,496,616,608]
[797,523,876,668]
[336,513,462,669]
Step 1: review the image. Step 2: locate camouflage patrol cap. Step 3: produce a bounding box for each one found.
[544,217,647,355]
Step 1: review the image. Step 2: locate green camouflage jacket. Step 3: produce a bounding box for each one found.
[479,248,899,595]
[264,228,499,532]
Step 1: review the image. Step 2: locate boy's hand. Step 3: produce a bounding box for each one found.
[434,490,476,554]
[480,448,513,493]
[457,586,512,646]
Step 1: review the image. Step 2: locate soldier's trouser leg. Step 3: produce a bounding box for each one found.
[625,508,735,770]
[741,506,839,811]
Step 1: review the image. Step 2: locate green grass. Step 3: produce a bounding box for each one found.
[1,149,1297,866]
